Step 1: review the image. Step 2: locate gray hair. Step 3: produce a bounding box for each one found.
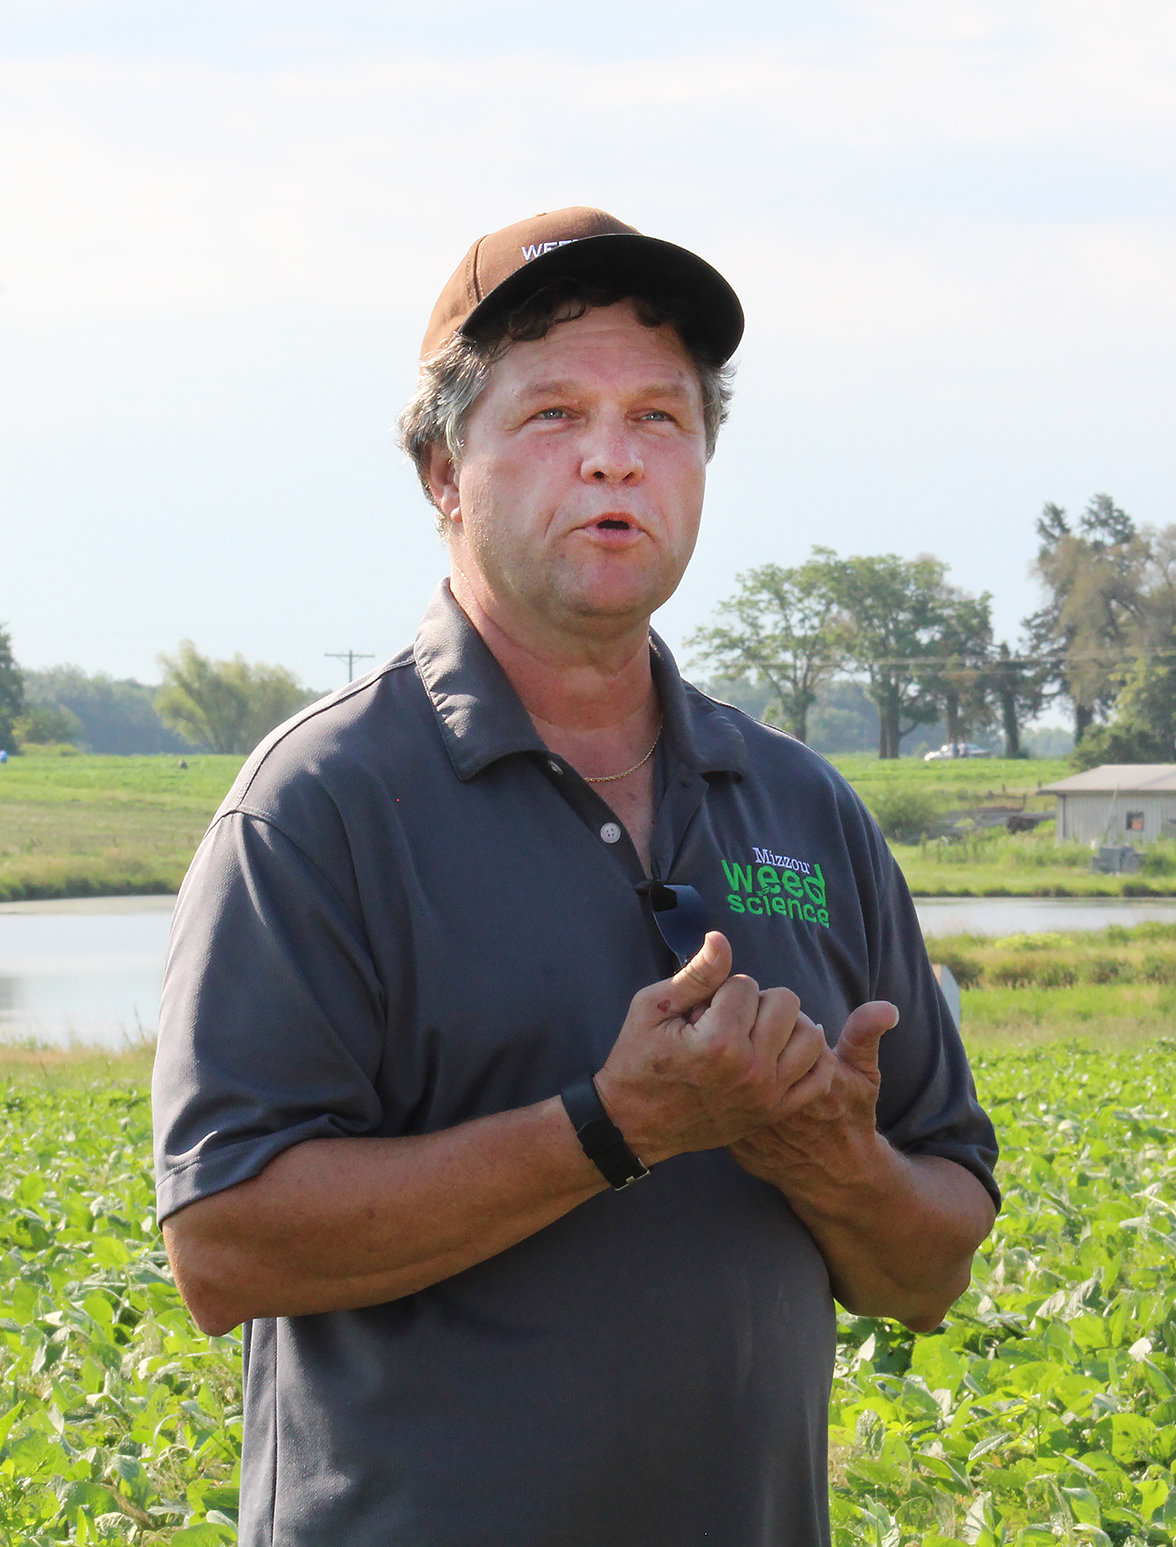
[398,284,735,535]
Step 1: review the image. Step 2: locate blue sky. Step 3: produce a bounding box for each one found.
[3,1,1174,691]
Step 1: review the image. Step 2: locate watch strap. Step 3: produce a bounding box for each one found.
[561,1078,650,1190]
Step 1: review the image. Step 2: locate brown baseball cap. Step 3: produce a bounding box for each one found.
[420,206,744,364]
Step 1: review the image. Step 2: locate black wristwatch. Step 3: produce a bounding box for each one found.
[560,1078,650,1190]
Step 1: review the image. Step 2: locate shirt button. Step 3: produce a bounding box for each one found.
[547,759,563,774]
[600,822,622,844]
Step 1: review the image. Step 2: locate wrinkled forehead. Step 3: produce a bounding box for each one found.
[477,301,704,405]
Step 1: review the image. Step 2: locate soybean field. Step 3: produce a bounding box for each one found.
[1,1039,1176,1541]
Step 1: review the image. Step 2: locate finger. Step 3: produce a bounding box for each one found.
[834,1001,899,1076]
[654,932,733,1019]
[776,1044,839,1113]
[746,985,801,1065]
[774,1011,827,1091]
[693,972,761,1039]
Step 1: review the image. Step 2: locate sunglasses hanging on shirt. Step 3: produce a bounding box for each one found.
[643,883,711,968]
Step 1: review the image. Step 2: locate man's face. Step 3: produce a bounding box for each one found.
[442,300,709,638]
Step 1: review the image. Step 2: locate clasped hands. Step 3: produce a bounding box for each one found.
[594,932,899,1189]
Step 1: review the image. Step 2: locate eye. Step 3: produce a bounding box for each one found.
[640,409,674,421]
[534,407,569,421]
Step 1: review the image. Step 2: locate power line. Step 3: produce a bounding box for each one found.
[325,649,375,681]
[745,648,1176,672]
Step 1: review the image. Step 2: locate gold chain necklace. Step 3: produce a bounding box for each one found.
[583,724,662,784]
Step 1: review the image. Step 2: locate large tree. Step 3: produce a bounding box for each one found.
[1070,520,1176,767]
[918,589,994,746]
[1071,655,1176,769]
[156,642,316,755]
[1024,494,1149,743]
[686,553,843,743]
[987,641,1046,759]
[0,624,25,754]
[832,553,955,759]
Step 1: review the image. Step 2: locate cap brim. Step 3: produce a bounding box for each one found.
[461,232,744,365]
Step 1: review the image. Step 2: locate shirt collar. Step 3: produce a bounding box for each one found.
[414,581,747,783]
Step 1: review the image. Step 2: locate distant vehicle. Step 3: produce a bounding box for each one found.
[923,742,992,761]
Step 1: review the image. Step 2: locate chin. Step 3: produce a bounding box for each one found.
[554,563,681,624]
[562,581,672,624]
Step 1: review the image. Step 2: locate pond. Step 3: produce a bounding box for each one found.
[0,897,174,1049]
[915,895,1176,936]
[4,893,1176,1047]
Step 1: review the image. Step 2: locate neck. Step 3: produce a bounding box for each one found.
[448,563,657,734]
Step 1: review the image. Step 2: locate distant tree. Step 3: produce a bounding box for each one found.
[1070,655,1176,769]
[1021,725,1074,757]
[24,665,191,754]
[987,641,1047,759]
[156,642,316,755]
[1024,494,1149,743]
[806,680,881,755]
[832,553,954,759]
[1131,523,1176,686]
[0,625,25,754]
[686,553,844,743]
[918,589,994,746]
[13,702,83,746]
[692,675,778,723]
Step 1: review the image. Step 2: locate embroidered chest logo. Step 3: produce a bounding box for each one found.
[720,848,830,928]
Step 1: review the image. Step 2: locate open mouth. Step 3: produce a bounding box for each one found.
[577,514,645,543]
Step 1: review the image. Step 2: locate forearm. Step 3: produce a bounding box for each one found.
[733,1126,995,1332]
[786,1143,995,1332]
[163,1096,606,1335]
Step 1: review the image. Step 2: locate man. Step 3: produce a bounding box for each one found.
[153,206,998,1547]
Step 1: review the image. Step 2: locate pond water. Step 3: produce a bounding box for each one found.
[4,892,1176,1047]
[914,896,1176,936]
[0,897,174,1049]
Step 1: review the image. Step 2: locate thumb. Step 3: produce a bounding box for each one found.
[660,931,733,1018]
[835,1001,899,1076]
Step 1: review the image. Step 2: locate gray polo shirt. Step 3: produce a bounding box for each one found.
[153,581,997,1547]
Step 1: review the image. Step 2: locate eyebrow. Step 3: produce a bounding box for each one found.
[515,377,698,403]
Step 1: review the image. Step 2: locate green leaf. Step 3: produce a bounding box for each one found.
[1062,1487,1102,1525]
[1136,1473,1168,1520]
[88,1233,132,1270]
[910,1337,966,1397]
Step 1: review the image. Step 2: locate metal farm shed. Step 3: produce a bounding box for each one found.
[1040,765,1176,847]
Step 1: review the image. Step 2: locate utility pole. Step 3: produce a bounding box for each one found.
[325,649,374,681]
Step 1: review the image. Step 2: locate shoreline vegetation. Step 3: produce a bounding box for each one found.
[3,749,1176,903]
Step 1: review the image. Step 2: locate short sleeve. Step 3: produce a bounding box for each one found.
[867,847,1000,1210]
[152,811,388,1223]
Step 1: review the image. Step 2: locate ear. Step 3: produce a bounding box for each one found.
[422,442,462,526]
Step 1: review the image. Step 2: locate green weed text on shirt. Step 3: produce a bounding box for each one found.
[721,857,830,928]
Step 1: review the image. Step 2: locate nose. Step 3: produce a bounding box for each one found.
[580,419,643,484]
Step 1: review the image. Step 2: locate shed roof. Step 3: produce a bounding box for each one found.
[1040,764,1176,794]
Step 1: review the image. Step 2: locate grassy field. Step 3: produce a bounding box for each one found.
[932,923,1176,1045]
[0,1006,1174,1543]
[0,753,244,902]
[828,754,1074,813]
[828,756,1176,897]
[892,839,1176,899]
[3,749,1173,900]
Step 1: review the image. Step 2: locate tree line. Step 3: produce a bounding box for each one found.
[0,635,317,757]
[690,493,1176,762]
[3,491,1173,762]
